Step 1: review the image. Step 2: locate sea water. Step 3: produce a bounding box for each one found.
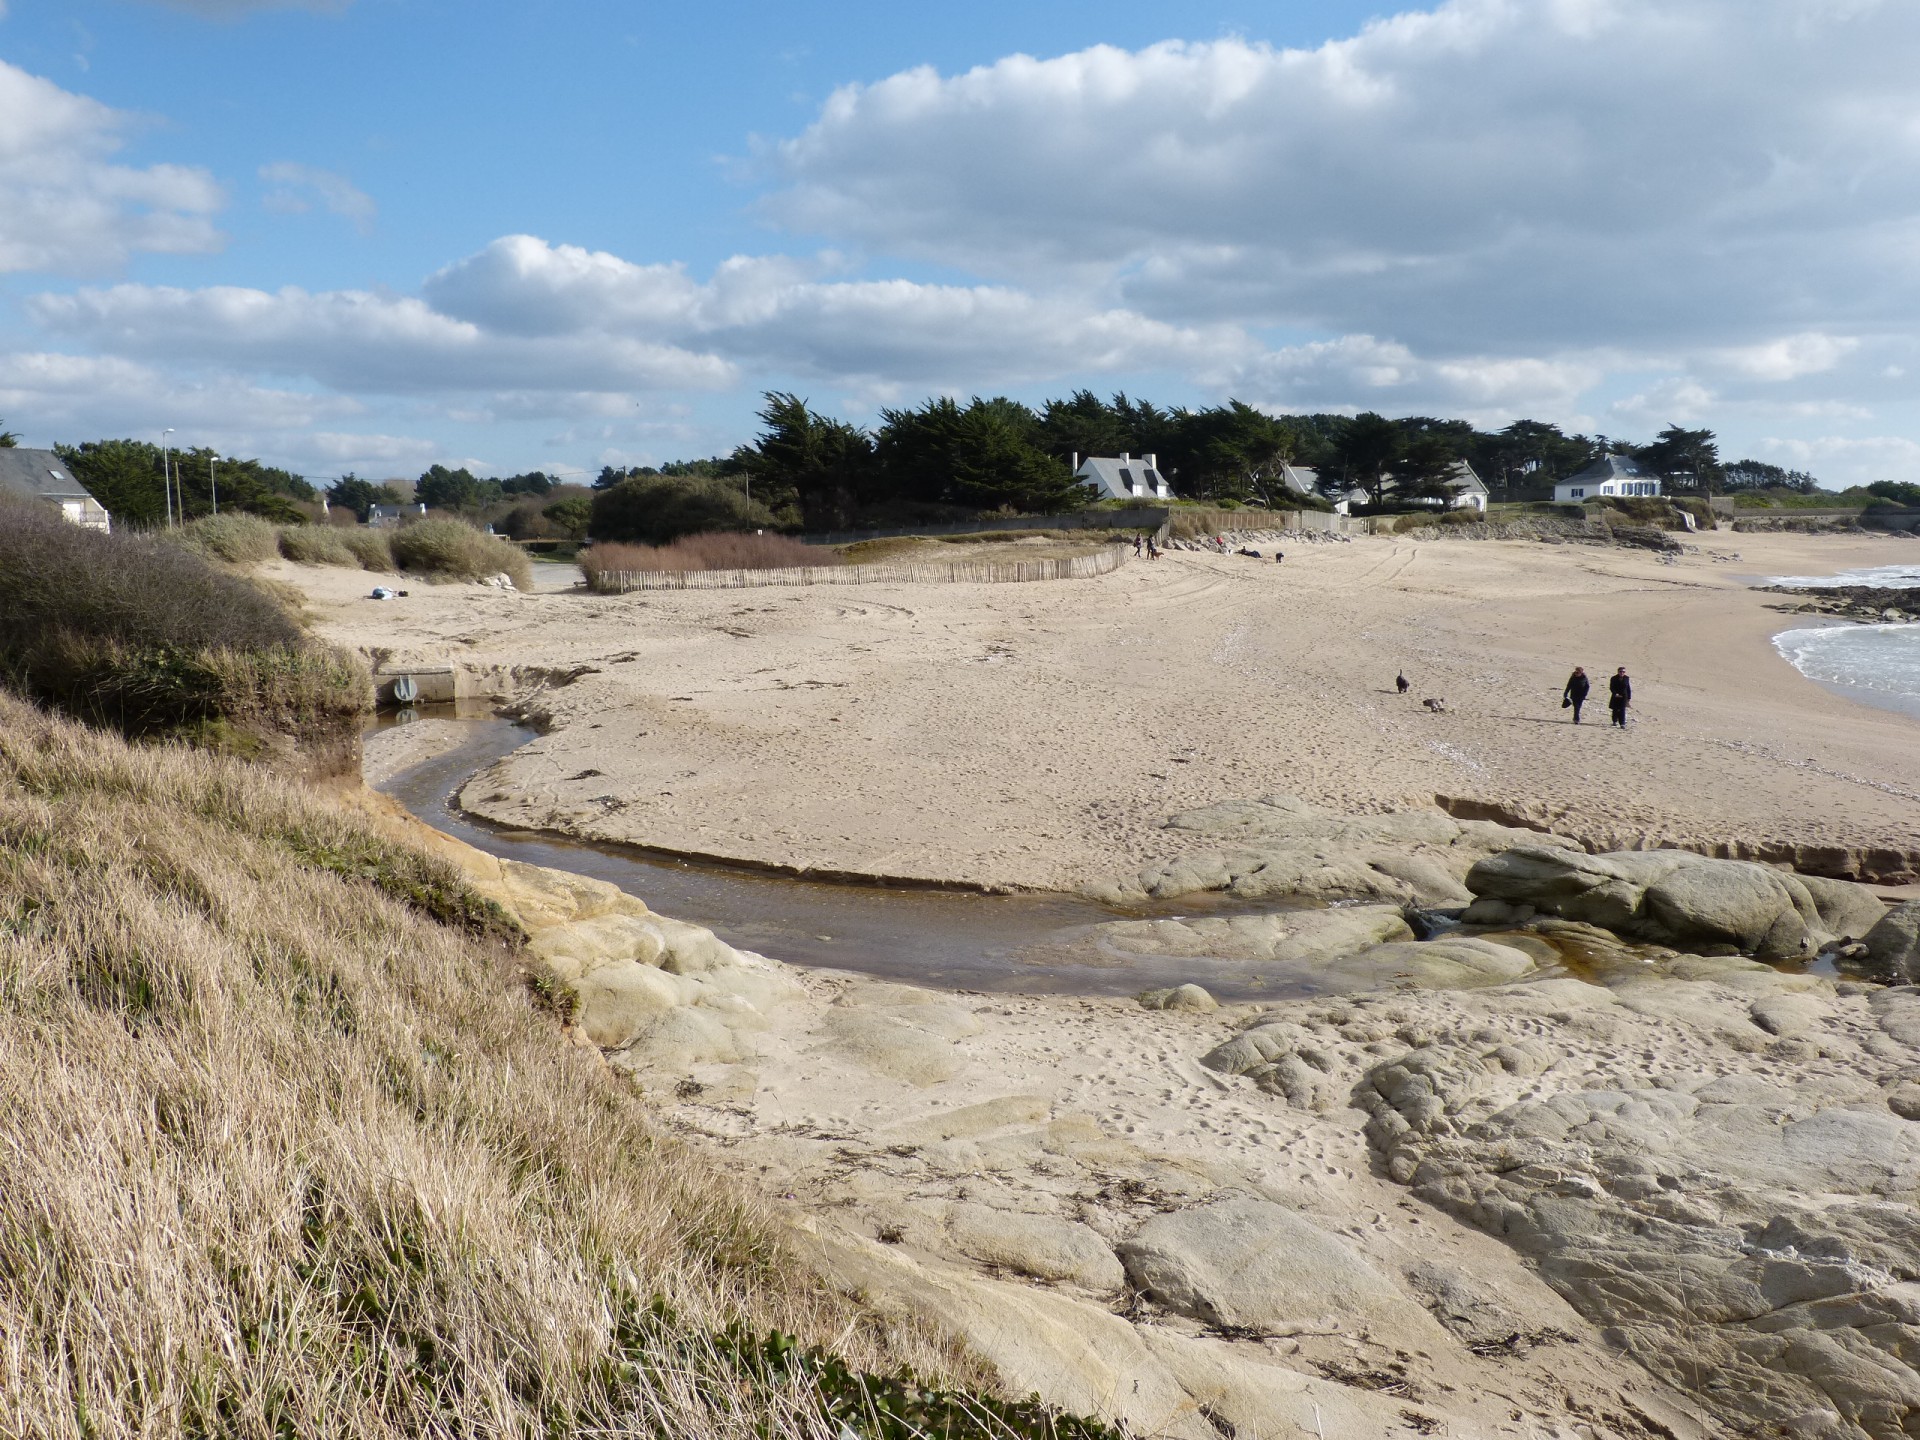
[1766,565,1920,718]
[1773,623,1920,719]
[1766,563,1920,590]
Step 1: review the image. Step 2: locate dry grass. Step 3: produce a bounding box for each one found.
[0,692,1013,1439]
[278,526,396,571]
[0,502,368,755]
[338,528,395,571]
[389,520,532,590]
[581,533,833,582]
[168,514,283,565]
[276,525,357,566]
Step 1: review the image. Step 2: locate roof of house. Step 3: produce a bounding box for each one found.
[1278,464,1319,497]
[0,447,100,507]
[1563,453,1651,485]
[1074,455,1167,491]
[1447,460,1488,496]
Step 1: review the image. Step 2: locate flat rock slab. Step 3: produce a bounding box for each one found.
[1117,1196,1450,1351]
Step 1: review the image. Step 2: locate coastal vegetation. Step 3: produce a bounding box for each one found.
[0,497,366,757]
[580,532,831,584]
[386,516,533,590]
[0,692,1129,1440]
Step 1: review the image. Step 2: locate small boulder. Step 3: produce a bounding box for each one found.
[1137,983,1218,1012]
[1864,901,1920,983]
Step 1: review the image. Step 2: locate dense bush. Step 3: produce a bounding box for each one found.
[591,474,777,546]
[168,512,282,564]
[276,525,357,566]
[277,524,394,570]
[581,533,833,585]
[388,518,532,589]
[339,527,395,570]
[0,498,367,749]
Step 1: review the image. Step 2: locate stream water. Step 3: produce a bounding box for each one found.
[375,713,1839,999]
[375,713,1341,1000]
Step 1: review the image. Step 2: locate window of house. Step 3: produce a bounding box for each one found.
[1569,488,1585,498]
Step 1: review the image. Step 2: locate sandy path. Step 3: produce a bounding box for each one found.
[289,528,1920,891]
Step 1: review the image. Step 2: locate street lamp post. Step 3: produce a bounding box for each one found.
[161,429,175,528]
[210,454,220,516]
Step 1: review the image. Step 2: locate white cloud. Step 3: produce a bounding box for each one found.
[1226,334,1601,427]
[1711,333,1859,382]
[763,3,1920,356]
[0,60,223,274]
[34,235,1243,402]
[259,161,375,235]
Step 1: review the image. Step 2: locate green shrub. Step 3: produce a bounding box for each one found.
[169,512,281,565]
[338,528,394,570]
[277,525,357,566]
[389,518,532,589]
[591,474,777,546]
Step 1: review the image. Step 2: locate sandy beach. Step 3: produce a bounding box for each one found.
[290,527,1920,891]
[330,531,1920,1438]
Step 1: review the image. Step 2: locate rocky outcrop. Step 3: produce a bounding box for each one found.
[1117,1196,1454,1352]
[1356,979,1920,1439]
[1464,844,1887,960]
[1086,794,1579,907]
[1864,902,1920,984]
[1197,971,1920,1438]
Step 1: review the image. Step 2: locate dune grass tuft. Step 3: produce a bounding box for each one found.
[338,527,396,570]
[276,524,357,566]
[389,518,533,590]
[168,512,283,565]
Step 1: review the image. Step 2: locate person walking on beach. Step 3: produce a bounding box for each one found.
[1133,534,1143,556]
[1562,666,1590,723]
[1609,667,1632,728]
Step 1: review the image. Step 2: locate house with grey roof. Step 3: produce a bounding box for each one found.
[0,448,110,532]
[1554,454,1661,503]
[368,501,428,528]
[1072,452,1171,501]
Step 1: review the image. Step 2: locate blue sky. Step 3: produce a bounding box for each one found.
[3,0,1919,487]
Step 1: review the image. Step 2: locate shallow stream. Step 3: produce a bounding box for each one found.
[375,713,1802,999]
[375,713,1342,1000]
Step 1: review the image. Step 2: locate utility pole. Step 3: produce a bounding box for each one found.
[210,454,220,515]
[161,429,175,527]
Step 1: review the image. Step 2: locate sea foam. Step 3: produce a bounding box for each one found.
[1773,622,1920,718]
[1766,563,1920,589]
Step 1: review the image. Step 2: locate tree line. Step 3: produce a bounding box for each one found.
[6,396,1836,546]
[582,393,1828,541]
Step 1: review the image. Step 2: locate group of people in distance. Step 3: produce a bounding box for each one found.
[1561,665,1632,728]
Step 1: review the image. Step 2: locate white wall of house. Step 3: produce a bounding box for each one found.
[1554,477,1663,502]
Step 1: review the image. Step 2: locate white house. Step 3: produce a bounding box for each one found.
[0,448,111,531]
[368,501,428,527]
[1073,452,1171,501]
[1554,454,1661,503]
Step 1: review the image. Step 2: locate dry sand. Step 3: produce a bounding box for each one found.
[286,527,1920,890]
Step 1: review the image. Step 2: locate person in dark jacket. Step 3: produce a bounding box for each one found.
[1609,667,1632,727]
[1562,666,1591,723]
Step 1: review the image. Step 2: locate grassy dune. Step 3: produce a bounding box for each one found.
[0,694,1119,1438]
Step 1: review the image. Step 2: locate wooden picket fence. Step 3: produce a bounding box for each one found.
[587,545,1129,593]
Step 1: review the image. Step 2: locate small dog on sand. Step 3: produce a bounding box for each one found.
[1422,697,1448,713]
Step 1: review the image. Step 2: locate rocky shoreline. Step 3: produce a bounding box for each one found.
[363,713,1920,1440]
[1762,583,1920,624]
